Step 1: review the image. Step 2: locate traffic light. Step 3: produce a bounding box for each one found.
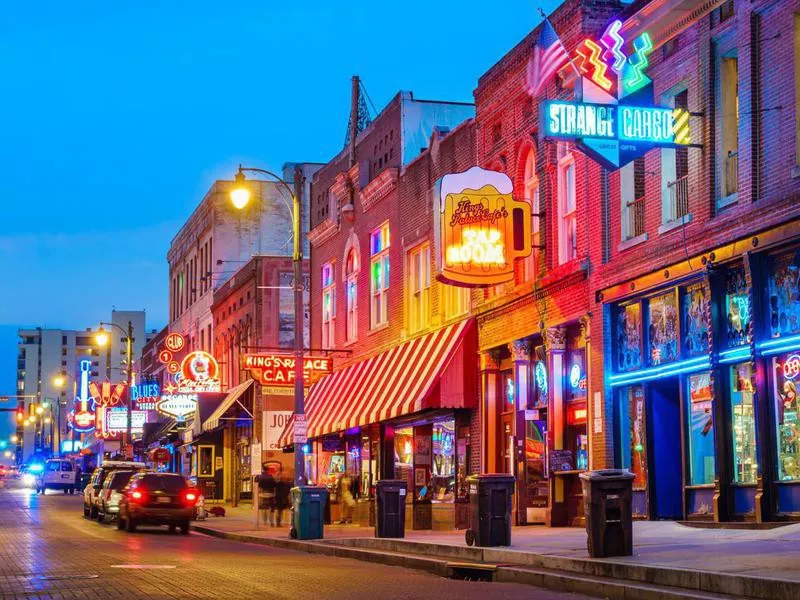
[16,407,24,423]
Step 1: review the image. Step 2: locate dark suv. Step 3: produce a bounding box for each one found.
[117,473,199,534]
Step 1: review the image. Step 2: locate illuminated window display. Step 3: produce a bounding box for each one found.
[682,282,709,357]
[617,385,648,490]
[768,251,800,339]
[648,291,678,365]
[431,420,455,501]
[616,302,642,372]
[725,266,750,347]
[730,363,757,484]
[687,372,716,485]
[775,353,800,481]
[394,427,414,500]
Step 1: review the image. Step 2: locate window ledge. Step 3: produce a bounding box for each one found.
[342,338,358,348]
[658,213,693,235]
[368,323,390,336]
[716,193,738,210]
[618,232,649,252]
[792,165,800,180]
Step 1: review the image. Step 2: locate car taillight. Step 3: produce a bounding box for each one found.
[130,490,145,502]
[184,490,198,504]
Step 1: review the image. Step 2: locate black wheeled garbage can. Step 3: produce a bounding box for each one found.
[464,474,515,547]
[289,486,328,540]
[579,469,634,558]
[375,479,407,538]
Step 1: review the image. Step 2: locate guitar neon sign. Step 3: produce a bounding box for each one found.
[69,360,96,433]
[540,20,691,170]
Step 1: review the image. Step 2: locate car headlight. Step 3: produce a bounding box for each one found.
[22,473,36,485]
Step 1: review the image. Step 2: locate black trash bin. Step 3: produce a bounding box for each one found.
[375,479,407,538]
[289,486,328,540]
[464,474,515,547]
[579,469,634,558]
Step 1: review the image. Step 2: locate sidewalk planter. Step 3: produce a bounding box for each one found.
[580,469,634,558]
[465,474,515,547]
[290,486,328,540]
[375,479,407,538]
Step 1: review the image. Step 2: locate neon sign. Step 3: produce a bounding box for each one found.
[157,393,199,421]
[243,354,332,387]
[535,361,548,396]
[130,381,160,410]
[105,408,146,433]
[165,332,185,352]
[178,351,220,392]
[783,355,800,381]
[540,20,691,170]
[69,360,96,434]
[435,167,532,287]
[570,363,582,389]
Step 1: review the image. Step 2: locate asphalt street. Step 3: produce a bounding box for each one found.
[0,480,592,600]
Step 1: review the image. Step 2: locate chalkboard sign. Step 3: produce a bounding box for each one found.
[549,449,574,472]
[321,435,343,452]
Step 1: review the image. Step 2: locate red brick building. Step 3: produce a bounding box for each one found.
[297,90,478,529]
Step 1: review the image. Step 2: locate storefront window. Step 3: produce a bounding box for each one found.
[502,371,515,410]
[617,386,648,490]
[394,427,414,501]
[616,302,642,372]
[345,436,362,498]
[768,250,800,338]
[566,342,588,471]
[648,291,679,365]
[360,434,375,498]
[682,282,709,357]
[725,266,750,347]
[687,372,716,485]
[775,353,800,481]
[730,363,757,484]
[431,420,455,502]
[533,358,548,407]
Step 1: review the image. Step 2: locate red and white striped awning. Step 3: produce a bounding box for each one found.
[277,319,474,447]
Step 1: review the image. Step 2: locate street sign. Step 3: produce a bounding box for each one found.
[293,414,307,445]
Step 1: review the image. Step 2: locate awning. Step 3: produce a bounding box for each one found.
[277,319,475,447]
[202,379,254,432]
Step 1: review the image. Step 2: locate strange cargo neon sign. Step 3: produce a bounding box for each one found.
[539,20,692,170]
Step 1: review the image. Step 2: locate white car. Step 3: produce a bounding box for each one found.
[83,461,147,519]
[37,459,80,495]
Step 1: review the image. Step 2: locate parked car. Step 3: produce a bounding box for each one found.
[117,473,199,534]
[37,459,80,495]
[96,470,137,524]
[83,461,146,519]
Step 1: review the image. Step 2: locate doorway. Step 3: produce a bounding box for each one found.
[647,378,683,519]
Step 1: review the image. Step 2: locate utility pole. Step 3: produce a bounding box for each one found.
[293,165,306,486]
[125,321,133,459]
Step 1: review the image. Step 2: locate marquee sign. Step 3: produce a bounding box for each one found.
[243,354,333,387]
[540,20,691,170]
[103,408,147,434]
[157,393,199,421]
[434,166,532,287]
[178,351,221,393]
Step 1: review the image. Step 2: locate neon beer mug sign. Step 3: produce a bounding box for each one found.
[435,166,532,287]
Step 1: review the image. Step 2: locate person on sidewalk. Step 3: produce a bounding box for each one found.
[274,473,292,527]
[258,464,276,526]
[339,473,355,524]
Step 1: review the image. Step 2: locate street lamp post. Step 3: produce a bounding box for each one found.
[230,164,306,486]
[96,321,134,459]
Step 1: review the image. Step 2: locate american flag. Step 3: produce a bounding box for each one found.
[526,18,570,97]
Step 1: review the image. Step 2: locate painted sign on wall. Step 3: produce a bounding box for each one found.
[434,166,532,287]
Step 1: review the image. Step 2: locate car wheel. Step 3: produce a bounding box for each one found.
[90,505,98,519]
[97,511,106,524]
[126,517,137,533]
[63,488,68,495]
[83,504,89,518]
[117,516,125,530]
[180,521,190,535]
[69,487,75,495]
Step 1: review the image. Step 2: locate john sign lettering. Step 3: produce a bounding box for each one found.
[243,354,332,387]
[434,166,532,287]
[538,21,691,170]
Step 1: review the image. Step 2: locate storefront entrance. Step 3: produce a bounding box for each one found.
[648,378,683,520]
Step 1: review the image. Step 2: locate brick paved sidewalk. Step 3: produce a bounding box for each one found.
[197,503,800,583]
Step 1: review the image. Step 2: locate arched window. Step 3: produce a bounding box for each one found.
[345,247,359,342]
[522,149,540,281]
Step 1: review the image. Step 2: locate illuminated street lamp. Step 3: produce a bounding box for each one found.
[10,435,17,444]
[230,164,307,486]
[53,376,65,388]
[95,322,134,458]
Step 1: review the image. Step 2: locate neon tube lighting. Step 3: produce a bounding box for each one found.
[610,356,709,386]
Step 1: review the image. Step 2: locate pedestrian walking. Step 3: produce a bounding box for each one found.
[275,473,292,527]
[339,473,355,524]
[258,463,276,526]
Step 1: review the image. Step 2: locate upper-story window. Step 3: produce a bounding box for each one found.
[408,244,431,333]
[370,223,390,329]
[444,282,470,321]
[557,143,577,264]
[717,47,739,209]
[660,88,689,224]
[520,149,540,281]
[795,14,800,169]
[321,262,336,349]
[621,157,646,241]
[345,248,359,343]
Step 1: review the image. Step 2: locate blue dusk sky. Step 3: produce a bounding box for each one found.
[0,1,557,432]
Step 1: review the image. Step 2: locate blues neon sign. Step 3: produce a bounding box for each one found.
[539,20,691,170]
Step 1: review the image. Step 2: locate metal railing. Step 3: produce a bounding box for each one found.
[725,150,739,197]
[667,175,689,221]
[626,196,646,239]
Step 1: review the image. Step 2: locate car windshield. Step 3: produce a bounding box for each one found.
[109,471,135,489]
[138,474,187,493]
[46,462,60,472]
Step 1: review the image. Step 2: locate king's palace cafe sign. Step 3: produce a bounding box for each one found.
[243,354,333,387]
[539,20,693,171]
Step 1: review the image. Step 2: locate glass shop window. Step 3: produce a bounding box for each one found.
[431,419,456,502]
[682,282,709,357]
[774,352,800,481]
[725,266,750,347]
[394,427,414,502]
[730,363,757,484]
[566,349,588,471]
[533,358,548,408]
[648,291,679,365]
[768,250,800,338]
[501,370,515,412]
[616,302,642,372]
[686,372,716,485]
[617,385,648,490]
[360,432,377,499]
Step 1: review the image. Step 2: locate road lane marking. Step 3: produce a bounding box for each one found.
[110,564,177,569]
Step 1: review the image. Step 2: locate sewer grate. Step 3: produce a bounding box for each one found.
[446,562,496,582]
